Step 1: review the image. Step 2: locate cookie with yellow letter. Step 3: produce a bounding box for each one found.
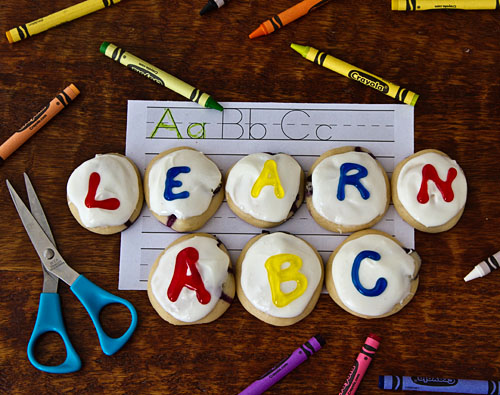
[236,232,324,326]
[225,153,304,228]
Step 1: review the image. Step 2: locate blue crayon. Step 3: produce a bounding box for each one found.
[379,375,500,394]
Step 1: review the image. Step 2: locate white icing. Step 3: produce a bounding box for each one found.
[240,232,322,318]
[147,149,221,219]
[67,154,139,228]
[311,151,388,226]
[150,236,230,323]
[396,152,467,227]
[331,234,416,317]
[225,153,301,222]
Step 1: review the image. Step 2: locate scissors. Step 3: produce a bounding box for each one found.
[6,173,138,374]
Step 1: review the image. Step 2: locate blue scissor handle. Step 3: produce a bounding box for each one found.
[27,293,82,374]
[70,275,138,356]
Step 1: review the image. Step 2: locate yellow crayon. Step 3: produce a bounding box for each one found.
[100,42,223,111]
[6,0,121,43]
[392,0,499,10]
[291,43,419,106]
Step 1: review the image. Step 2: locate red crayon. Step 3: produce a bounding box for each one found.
[339,334,381,395]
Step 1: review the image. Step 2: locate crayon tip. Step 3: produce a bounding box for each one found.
[410,94,419,106]
[464,266,481,282]
[200,0,217,15]
[100,41,111,54]
[205,97,224,112]
[249,25,266,39]
[290,43,310,58]
[5,30,13,44]
[68,84,80,96]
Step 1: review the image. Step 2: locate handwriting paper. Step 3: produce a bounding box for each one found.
[119,101,414,290]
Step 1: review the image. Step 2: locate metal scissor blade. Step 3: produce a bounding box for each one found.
[24,173,55,245]
[6,180,79,286]
[23,173,60,293]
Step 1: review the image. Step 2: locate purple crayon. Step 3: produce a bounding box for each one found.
[239,334,325,395]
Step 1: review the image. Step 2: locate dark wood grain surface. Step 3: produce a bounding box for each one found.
[1,0,500,394]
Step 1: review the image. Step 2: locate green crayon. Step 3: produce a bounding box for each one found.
[100,42,223,111]
[291,43,419,106]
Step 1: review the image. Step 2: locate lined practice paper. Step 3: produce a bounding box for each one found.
[119,101,414,290]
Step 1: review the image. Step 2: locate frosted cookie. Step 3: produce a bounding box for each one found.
[148,233,234,325]
[236,232,324,326]
[225,153,304,228]
[326,230,420,319]
[392,149,467,233]
[67,153,143,235]
[306,146,390,233]
[144,147,223,232]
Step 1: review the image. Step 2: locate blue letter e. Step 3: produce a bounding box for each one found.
[164,166,191,201]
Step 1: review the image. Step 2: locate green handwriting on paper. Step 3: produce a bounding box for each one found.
[150,108,206,139]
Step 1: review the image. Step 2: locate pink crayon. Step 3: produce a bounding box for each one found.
[339,334,381,395]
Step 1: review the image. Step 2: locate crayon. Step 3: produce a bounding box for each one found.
[339,334,381,395]
[238,334,325,395]
[392,0,500,11]
[249,0,331,39]
[100,42,223,111]
[379,375,500,394]
[0,84,80,165]
[200,0,228,15]
[291,43,419,106]
[464,251,500,282]
[6,0,121,44]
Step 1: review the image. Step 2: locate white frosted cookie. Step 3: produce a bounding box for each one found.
[236,232,324,326]
[148,233,234,325]
[66,153,143,235]
[306,146,390,233]
[392,149,467,233]
[225,153,304,228]
[326,230,420,319]
[144,147,223,232]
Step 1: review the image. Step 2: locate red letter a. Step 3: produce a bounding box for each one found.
[167,247,211,305]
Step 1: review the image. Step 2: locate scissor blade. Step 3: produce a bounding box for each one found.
[23,173,59,293]
[6,180,79,286]
[24,173,55,245]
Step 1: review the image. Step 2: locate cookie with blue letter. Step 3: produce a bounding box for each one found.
[306,146,390,233]
[326,229,420,319]
[144,147,224,232]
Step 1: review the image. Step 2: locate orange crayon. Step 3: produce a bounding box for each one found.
[249,0,331,39]
[0,84,79,165]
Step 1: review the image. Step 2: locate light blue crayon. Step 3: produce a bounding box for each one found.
[379,375,500,394]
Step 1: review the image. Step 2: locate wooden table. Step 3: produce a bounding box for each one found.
[1,0,500,393]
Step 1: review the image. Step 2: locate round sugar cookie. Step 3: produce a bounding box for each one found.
[144,147,223,232]
[148,233,235,325]
[306,146,390,233]
[392,149,467,233]
[236,232,324,326]
[66,153,143,235]
[326,229,420,319]
[225,153,304,228]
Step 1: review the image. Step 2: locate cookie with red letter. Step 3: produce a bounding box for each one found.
[148,233,234,325]
[392,149,467,233]
[66,153,143,235]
